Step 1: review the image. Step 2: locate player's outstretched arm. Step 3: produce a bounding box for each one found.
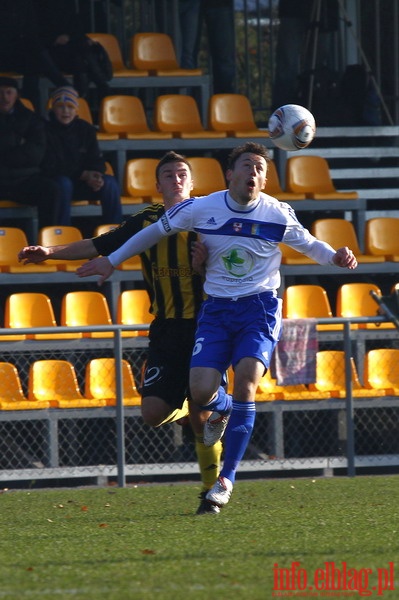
[332,246,358,269]
[18,240,97,264]
[76,221,172,285]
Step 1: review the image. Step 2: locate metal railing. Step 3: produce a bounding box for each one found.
[0,314,397,486]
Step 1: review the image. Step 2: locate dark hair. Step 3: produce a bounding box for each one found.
[156,151,192,181]
[227,142,270,170]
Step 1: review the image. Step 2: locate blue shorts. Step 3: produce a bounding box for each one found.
[190,292,282,374]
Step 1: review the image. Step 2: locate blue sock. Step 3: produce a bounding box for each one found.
[220,400,256,484]
[202,386,232,415]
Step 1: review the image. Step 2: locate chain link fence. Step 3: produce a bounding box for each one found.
[0,320,398,486]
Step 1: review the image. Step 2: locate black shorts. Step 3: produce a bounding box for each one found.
[140,318,197,410]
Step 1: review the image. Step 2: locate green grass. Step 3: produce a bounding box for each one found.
[0,476,398,599]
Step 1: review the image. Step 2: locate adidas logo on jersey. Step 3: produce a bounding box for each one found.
[206,217,217,225]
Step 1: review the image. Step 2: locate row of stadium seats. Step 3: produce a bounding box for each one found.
[2,346,399,411]
[282,282,397,330]
[0,283,392,339]
[0,358,140,410]
[0,290,152,341]
[255,349,399,401]
[2,212,399,276]
[281,217,399,264]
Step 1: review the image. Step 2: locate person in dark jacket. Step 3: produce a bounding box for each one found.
[43,86,122,226]
[33,0,111,99]
[0,76,60,230]
[0,0,43,106]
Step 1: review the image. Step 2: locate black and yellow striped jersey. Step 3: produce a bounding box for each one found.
[92,203,205,319]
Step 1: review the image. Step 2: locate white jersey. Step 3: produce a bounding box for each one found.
[157,190,336,298]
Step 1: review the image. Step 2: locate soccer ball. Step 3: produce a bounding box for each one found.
[268,104,316,151]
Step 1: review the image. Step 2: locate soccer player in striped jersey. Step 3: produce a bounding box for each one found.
[73,141,358,510]
[18,151,222,515]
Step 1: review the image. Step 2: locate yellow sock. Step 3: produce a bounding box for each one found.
[157,399,189,426]
[195,434,223,492]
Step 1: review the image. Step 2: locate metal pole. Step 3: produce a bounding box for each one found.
[344,320,355,477]
[114,330,126,487]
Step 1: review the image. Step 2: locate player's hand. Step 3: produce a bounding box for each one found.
[76,256,114,285]
[191,240,208,276]
[18,245,50,264]
[332,246,358,269]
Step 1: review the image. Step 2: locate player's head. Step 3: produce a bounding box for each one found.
[226,142,269,204]
[227,142,269,171]
[156,151,194,206]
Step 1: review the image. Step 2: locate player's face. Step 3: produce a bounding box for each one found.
[0,86,18,114]
[226,152,267,204]
[156,161,193,207]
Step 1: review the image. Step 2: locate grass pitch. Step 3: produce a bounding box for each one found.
[0,476,398,599]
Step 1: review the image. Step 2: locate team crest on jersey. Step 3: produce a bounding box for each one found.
[233,222,242,232]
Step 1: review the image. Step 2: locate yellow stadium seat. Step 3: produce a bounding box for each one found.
[117,289,154,337]
[286,156,358,200]
[208,93,269,138]
[99,95,172,140]
[265,160,306,201]
[38,226,86,271]
[0,227,57,273]
[282,284,342,331]
[131,32,203,76]
[311,218,384,263]
[124,158,163,204]
[1,292,77,341]
[189,157,226,196]
[60,291,113,338]
[365,217,399,261]
[29,360,107,408]
[336,283,394,329]
[256,369,331,401]
[0,362,50,410]
[87,33,148,78]
[309,350,389,397]
[154,94,227,139]
[364,349,399,394]
[85,358,141,406]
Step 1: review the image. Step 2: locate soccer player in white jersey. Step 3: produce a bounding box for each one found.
[75,142,358,509]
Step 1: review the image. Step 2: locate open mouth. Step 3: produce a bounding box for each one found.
[247,179,256,190]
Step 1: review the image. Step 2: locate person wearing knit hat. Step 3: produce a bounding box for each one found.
[0,77,19,90]
[50,86,79,108]
[43,86,122,226]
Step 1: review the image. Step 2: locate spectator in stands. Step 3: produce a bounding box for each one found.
[42,86,122,226]
[0,76,60,230]
[19,151,222,516]
[196,0,236,93]
[0,0,69,109]
[33,0,111,100]
[160,0,236,93]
